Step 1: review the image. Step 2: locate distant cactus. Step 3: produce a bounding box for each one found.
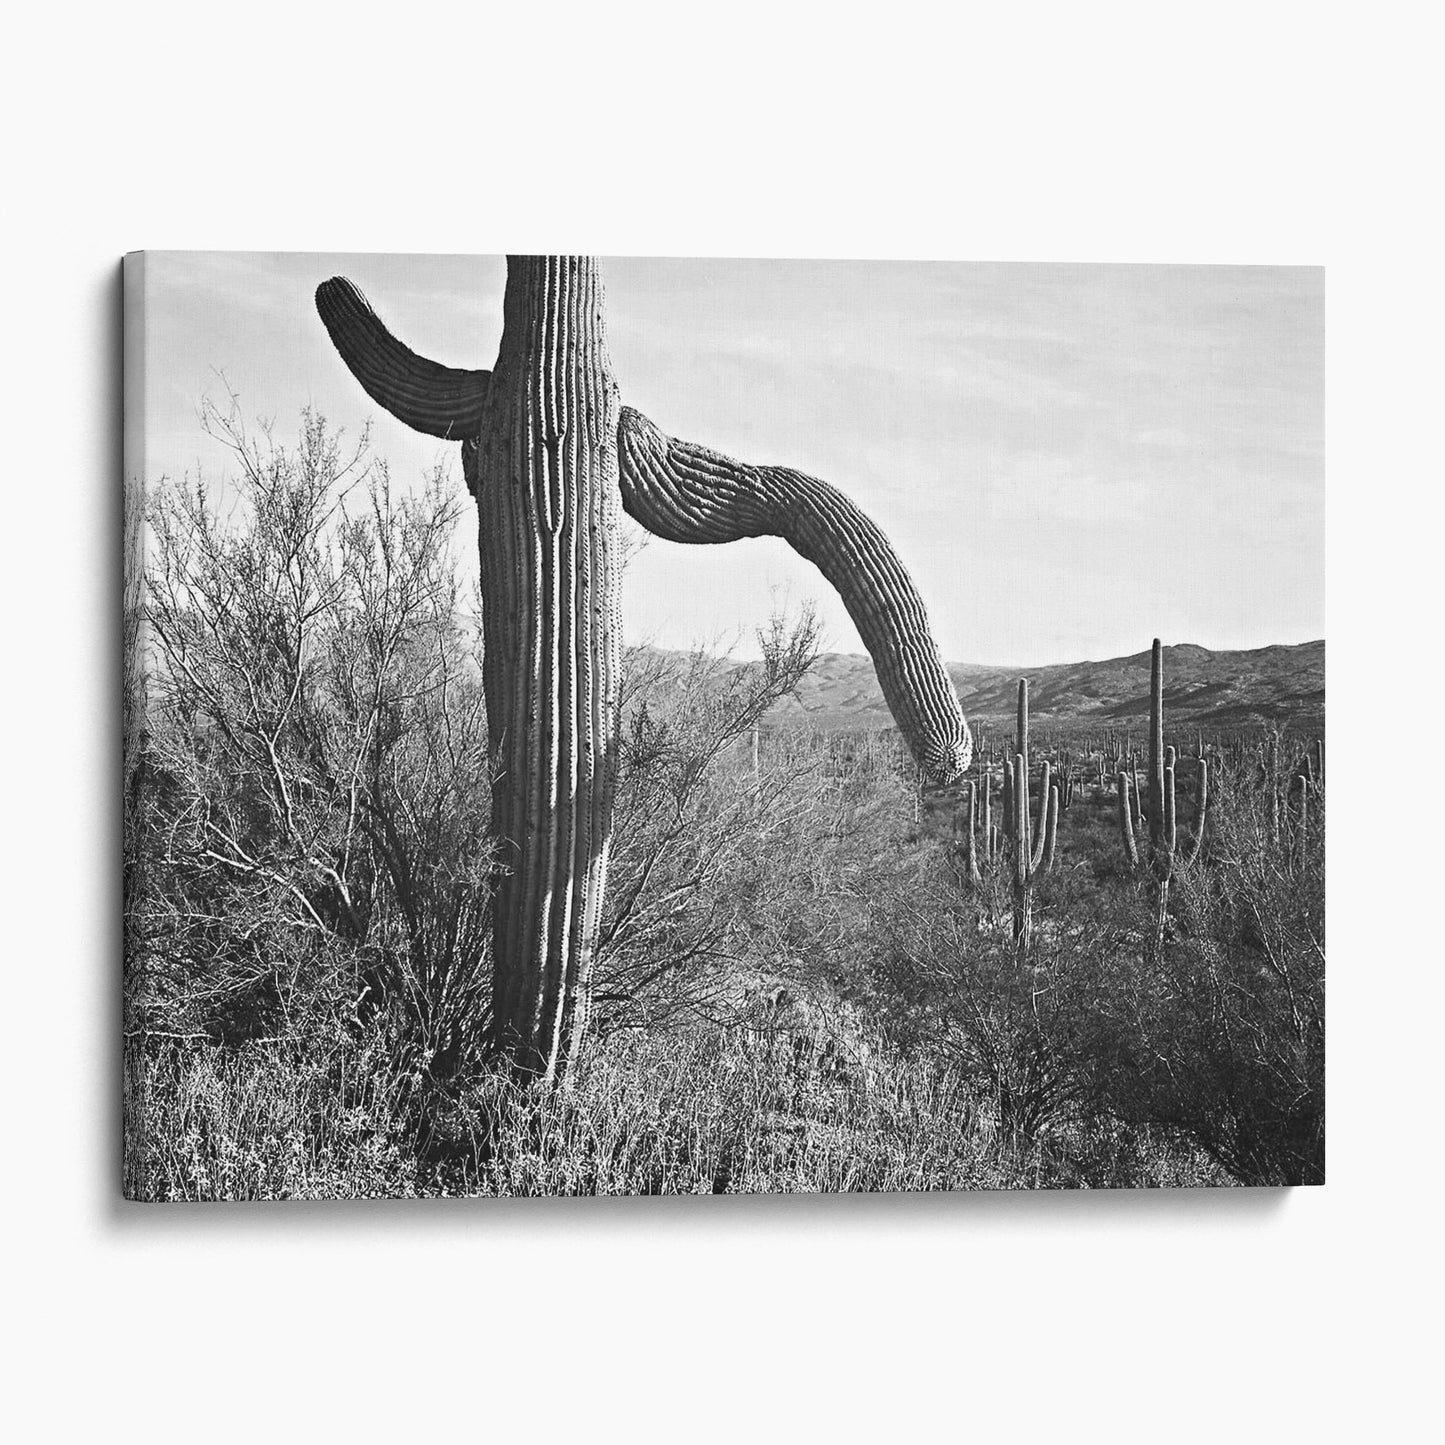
[318,256,972,1079]
[1260,729,1322,863]
[1282,738,1322,869]
[1117,640,1208,950]
[1007,679,1059,948]
[954,682,1056,946]
[1056,750,1077,813]
[981,758,1000,863]
[956,748,1007,886]
[957,780,984,886]
[1117,769,1141,870]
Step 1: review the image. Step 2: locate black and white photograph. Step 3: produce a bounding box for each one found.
[123,252,1324,1197]
[13,6,1441,1436]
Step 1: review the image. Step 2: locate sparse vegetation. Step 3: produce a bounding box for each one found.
[125,410,1323,1198]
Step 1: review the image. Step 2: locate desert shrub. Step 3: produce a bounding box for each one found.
[868,860,1129,1142]
[594,621,940,1037]
[1085,759,1324,1184]
[593,617,824,1032]
[133,403,498,1086]
[127,401,1323,1195]
[129,407,875,1180]
[863,739,1324,1188]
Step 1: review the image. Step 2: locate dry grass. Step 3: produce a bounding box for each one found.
[125,1020,1225,1201]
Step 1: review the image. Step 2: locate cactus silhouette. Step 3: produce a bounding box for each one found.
[317,256,972,1078]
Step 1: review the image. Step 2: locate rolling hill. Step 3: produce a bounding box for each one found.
[759,640,1325,734]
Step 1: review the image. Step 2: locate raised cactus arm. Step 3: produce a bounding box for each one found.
[315,278,490,439]
[616,405,971,784]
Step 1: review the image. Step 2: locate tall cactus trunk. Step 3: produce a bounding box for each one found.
[477,257,622,1079]
[316,254,972,1081]
[1148,641,1165,861]
[1011,750,1031,951]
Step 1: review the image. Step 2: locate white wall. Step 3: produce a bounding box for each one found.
[2,3,1435,1440]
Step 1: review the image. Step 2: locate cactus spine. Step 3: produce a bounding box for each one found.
[317,257,972,1079]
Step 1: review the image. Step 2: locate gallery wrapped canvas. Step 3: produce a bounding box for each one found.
[122,253,1324,1199]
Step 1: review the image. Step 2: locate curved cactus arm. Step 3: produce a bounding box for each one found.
[616,405,971,783]
[315,277,490,440]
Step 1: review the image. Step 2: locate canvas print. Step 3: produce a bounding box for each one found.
[122,253,1324,1199]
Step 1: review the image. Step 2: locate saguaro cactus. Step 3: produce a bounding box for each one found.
[1055,750,1076,813]
[957,780,984,886]
[317,257,972,1079]
[1116,639,1208,951]
[1007,679,1058,948]
[957,753,1002,876]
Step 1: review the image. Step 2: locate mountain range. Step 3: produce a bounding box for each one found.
[760,640,1324,734]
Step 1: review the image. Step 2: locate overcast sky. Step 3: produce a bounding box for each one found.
[134,251,1322,666]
